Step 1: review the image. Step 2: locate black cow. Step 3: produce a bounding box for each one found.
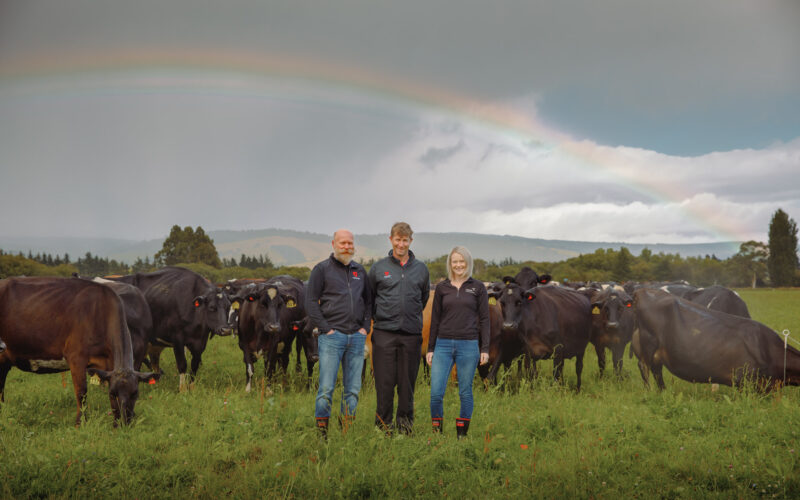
[684,285,751,318]
[0,277,158,426]
[111,266,232,390]
[631,288,800,390]
[480,283,535,384]
[233,275,307,391]
[589,287,635,378]
[89,277,154,371]
[294,316,319,382]
[222,278,268,336]
[498,283,591,390]
[502,267,552,289]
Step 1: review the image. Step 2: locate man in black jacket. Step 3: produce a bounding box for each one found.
[367,222,430,434]
[307,229,372,437]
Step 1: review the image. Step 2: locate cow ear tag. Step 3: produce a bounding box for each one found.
[292,324,299,331]
[89,374,101,386]
[231,301,240,310]
[148,378,156,385]
[194,300,200,308]
[625,301,632,308]
[488,297,497,305]
[286,299,296,308]
[526,293,534,301]
[592,306,601,315]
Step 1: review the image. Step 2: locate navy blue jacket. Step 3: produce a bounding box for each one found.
[306,254,372,334]
[367,250,430,334]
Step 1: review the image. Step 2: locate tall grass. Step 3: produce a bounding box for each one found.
[1,290,799,498]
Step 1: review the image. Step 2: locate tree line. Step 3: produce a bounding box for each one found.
[2,210,797,286]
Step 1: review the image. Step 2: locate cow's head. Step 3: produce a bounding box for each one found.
[88,368,160,426]
[258,286,301,336]
[295,317,320,363]
[498,283,527,332]
[193,290,233,337]
[591,291,633,330]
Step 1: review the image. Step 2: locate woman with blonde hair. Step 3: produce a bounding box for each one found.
[425,246,490,438]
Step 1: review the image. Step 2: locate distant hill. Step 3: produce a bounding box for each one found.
[0,229,743,267]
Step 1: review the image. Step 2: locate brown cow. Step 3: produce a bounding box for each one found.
[631,288,800,390]
[0,277,158,426]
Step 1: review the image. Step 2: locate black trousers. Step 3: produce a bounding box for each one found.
[371,328,422,432]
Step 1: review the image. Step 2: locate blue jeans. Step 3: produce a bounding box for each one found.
[315,330,367,419]
[429,338,480,419]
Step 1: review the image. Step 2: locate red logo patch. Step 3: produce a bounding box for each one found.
[384,271,389,276]
[353,271,358,277]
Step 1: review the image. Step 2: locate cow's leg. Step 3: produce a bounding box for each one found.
[0,363,11,403]
[147,345,166,375]
[652,363,666,390]
[575,353,584,392]
[552,354,564,384]
[68,366,89,427]
[243,350,255,392]
[172,343,190,391]
[611,344,625,378]
[595,344,606,378]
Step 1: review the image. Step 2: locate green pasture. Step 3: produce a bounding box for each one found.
[1,289,799,498]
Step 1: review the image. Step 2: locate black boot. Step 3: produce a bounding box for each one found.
[456,418,470,439]
[432,417,443,433]
[316,417,329,439]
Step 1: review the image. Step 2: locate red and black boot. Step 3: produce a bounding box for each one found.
[455,418,470,439]
[316,417,329,439]
[432,417,443,433]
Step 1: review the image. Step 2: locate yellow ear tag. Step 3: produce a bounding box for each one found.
[231,301,240,310]
[592,306,600,315]
[488,297,497,305]
[286,299,296,308]
[89,374,101,386]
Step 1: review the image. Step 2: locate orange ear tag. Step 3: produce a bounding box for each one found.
[149,378,156,385]
[194,300,200,307]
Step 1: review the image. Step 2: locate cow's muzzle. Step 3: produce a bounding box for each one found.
[502,322,518,331]
[215,326,234,337]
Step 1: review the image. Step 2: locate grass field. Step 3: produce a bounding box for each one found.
[1,289,799,498]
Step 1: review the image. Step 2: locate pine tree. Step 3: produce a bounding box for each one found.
[767,209,799,287]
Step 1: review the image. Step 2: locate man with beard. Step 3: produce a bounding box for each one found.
[306,229,372,437]
[368,222,430,435]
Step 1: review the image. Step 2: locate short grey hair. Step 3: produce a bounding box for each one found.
[447,246,473,281]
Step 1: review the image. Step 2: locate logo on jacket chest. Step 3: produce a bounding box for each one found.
[464,287,477,295]
[382,271,392,280]
[351,270,361,280]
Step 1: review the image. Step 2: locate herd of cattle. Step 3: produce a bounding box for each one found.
[0,265,798,427]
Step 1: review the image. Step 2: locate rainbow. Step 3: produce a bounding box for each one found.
[0,48,745,247]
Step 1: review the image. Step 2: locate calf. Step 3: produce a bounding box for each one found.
[0,277,158,426]
[631,288,800,390]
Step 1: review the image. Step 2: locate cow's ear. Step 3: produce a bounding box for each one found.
[193,296,205,308]
[539,274,552,285]
[246,293,258,302]
[502,276,516,285]
[525,292,535,301]
[87,368,112,382]
[135,371,160,383]
[282,294,298,308]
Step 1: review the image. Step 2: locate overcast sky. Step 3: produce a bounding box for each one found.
[1,0,798,245]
